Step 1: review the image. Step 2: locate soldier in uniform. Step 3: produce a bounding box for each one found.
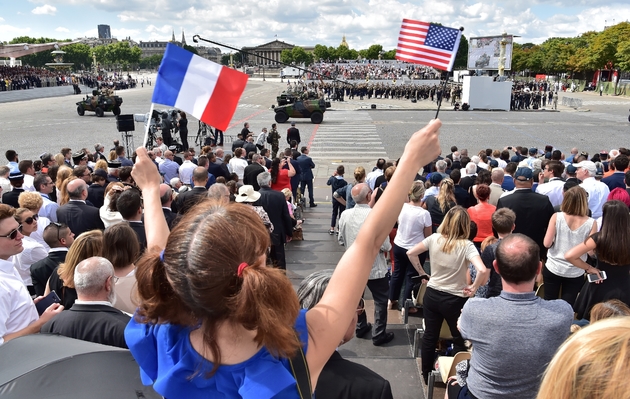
[268,123,281,159]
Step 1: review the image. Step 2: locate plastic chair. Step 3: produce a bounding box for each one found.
[427,351,472,399]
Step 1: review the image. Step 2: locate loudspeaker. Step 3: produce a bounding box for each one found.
[116,114,135,132]
[371,104,376,109]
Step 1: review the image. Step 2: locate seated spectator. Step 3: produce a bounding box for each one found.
[45,230,103,309]
[0,204,63,345]
[30,223,74,297]
[452,234,573,399]
[101,223,140,314]
[537,317,630,399]
[297,269,394,399]
[41,257,130,348]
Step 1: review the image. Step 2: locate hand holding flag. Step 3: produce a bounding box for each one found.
[151,43,248,132]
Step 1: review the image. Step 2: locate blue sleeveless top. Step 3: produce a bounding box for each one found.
[125,309,309,399]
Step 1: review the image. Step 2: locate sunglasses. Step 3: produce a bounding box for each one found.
[0,225,22,240]
[23,214,39,225]
[50,222,66,241]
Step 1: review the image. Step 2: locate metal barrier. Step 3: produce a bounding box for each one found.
[562,97,583,108]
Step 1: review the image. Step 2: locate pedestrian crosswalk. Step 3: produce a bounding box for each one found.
[307,111,387,163]
[237,104,260,108]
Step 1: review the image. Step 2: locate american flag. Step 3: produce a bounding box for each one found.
[395,19,462,71]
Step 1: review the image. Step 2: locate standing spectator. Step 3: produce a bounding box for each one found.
[115,189,146,253]
[286,121,301,147]
[87,169,108,209]
[11,208,47,295]
[389,181,431,310]
[175,167,209,215]
[177,111,189,151]
[488,168,504,206]
[543,187,596,306]
[270,156,295,192]
[228,148,248,181]
[424,179,457,233]
[2,172,25,208]
[338,184,394,346]
[576,160,610,218]
[566,200,630,320]
[5,150,19,174]
[496,167,554,259]
[255,172,293,269]
[115,146,133,167]
[467,184,496,248]
[536,160,566,207]
[159,151,179,183]
[327,165,347,235]
[178,150,196,187]
[255,128,268,152]
[243,136,257,156]
[101,223,140,315]
[297,147,316,207]
[406,206,489,382]
[19,160,36,192]
[243,154,266,191]
[601,154,629,191]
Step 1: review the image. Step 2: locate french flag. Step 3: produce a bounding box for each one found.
[152,43,248,132]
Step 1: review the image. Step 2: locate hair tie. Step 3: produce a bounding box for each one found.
[237,262,248,277]
[159,250,165,262]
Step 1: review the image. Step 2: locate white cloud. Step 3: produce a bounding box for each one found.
[55,26,69,32]
[31,4,57,15]
[0,25,31,36]
[118,13,147,22]
[0,17,4,22]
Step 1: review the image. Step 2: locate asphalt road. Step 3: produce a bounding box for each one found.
[1,76,629,164]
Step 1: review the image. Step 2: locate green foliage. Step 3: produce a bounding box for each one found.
[280,47,314,66]
[454,35,468,70]
[183,44,198,55]
[139,54,163,69]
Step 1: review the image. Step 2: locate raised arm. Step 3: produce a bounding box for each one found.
[131,147,169,251]
[305,119,441,382]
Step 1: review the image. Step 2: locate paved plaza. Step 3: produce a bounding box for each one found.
[1,78,630,398]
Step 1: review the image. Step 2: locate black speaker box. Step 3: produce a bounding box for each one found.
[116,114,135,132]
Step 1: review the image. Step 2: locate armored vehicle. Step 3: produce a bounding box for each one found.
[76,89,123,117]
[273,92,331,124]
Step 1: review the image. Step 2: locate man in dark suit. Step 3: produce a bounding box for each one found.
[40,257,130,348]
[496,167,555,259]
[297,147,316,207]
[56,179,105,236]
[243,136,257,156]
[115,189,147,252]
[287,121,301,147]
[159,183,177,229]
[176,167,208,215]
[231,133,246,153]
[30,223,74,297]
[255,172,293,270]
[282,148,302,200]
[243,154,266,190]
[207,152,230,180]
[602,154,628,191]
[87,169,107,209]
[2,172,25,208]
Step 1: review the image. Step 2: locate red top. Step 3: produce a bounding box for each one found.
[467,201,496,243]
[270,168,291,192]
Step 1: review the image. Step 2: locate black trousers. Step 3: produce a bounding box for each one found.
[542,265,584,306]
[300,179,314,204]
[330,200,345,228]
[269,233,287,270]
[389,243,426,302]
[356,276,390,342]
[180,130,189,151]
[421,287,468,379]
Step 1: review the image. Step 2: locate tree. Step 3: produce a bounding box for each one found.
[313,44,331,62]
[588,22,630,70]
[280,49,293,65]
[291,46,314,66]
[139,54,163,69]
[62,43,93,70]
[364,44,383,60]
[183,44,198,55]
[616,40,630,72]
[453,35,468,70]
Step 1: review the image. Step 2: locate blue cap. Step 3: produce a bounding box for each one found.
[514,167,533,181]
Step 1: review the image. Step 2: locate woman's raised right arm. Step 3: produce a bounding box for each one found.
[305,119,441,382]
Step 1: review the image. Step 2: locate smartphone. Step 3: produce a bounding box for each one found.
[507,146,513,150]
[587,271,607,283]
[35,291,61,315]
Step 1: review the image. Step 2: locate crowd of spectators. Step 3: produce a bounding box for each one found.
[0,117,629,398]
[307,60,440,81]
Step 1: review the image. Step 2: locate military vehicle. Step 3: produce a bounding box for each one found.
[76,89,123,117]
[475,53,490,68]
[272,91,331,124]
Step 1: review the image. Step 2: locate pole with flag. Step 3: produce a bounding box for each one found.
[144,43,249,148]
[395,19,463,118]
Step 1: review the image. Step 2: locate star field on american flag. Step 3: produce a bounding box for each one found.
[424,24,460,52]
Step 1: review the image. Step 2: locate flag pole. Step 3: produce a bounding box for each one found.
[434,72,449,119]
[143,103,155,149]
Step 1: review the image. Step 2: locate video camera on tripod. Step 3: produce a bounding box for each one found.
[143,108,182,150]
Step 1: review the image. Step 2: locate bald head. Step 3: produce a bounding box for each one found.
[164,150,173,158]
[491,168,504,184]
[192,166,208,185]
[67,179,87,200]
[159,183,173,206]
[207,183,230,203]
[74,256,115,301]
[351,183,371,204]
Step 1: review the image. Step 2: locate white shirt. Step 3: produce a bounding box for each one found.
[229,158,248,180]
[39,193,59,223]
[394,203,432,249]
[536,178,565,208]
[179,160,196,185]
[0,178,11,200]
[11,236,47,286]
[22,175,35,192]
[421,186,439,202]
[580,177,610,219]
[30,216,51,251]
[0,258,39,345]
[366,169,383,190]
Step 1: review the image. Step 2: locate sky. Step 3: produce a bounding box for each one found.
[2,0,630,50]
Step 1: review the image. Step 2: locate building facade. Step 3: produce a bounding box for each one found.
[97,25,111,39]
[241,40,314,66]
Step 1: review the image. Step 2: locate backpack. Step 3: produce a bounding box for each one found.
[267,133,274,144]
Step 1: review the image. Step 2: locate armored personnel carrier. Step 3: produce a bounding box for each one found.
[76,89,123,117]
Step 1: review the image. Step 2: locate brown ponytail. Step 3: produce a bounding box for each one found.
[233,264,300,358]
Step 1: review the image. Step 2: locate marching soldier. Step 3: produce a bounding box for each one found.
[268,123,281,159]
